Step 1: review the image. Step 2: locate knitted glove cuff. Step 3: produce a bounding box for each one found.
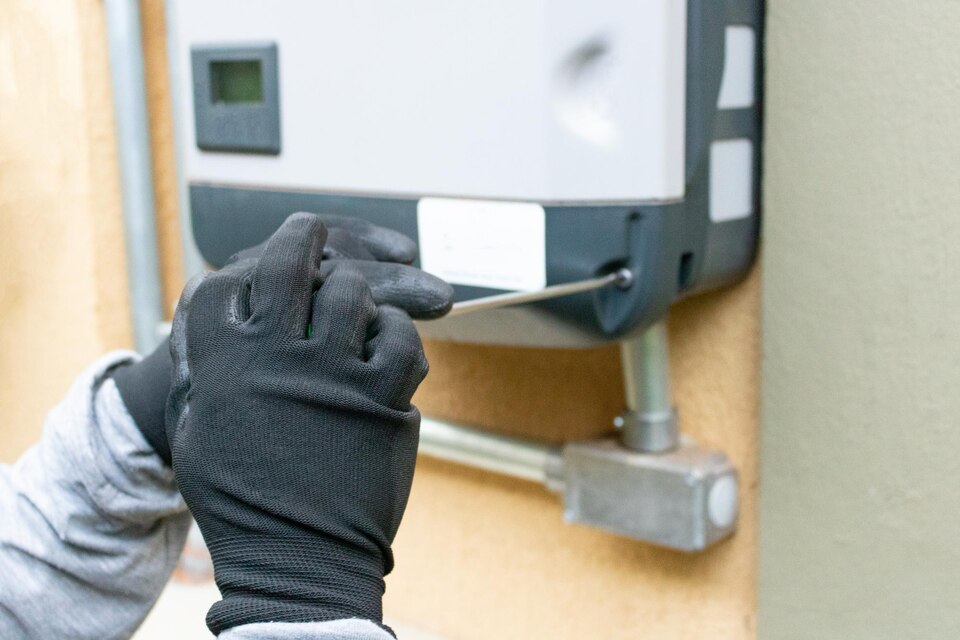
[205,535,388,636]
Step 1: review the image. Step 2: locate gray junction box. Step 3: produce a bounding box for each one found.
[171,0,763,347]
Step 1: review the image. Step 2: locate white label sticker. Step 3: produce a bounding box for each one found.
[417,198,546,292]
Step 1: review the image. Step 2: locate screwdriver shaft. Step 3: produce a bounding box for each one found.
[447,268,632,317]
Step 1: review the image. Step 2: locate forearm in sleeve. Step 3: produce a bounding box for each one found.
[0,352,191,639]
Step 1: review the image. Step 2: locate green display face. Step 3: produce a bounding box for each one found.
[210,60,264,104]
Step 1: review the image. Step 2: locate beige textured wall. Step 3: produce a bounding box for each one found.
[759,2,960,638]
[389,275,761,639]
[1,2,762,638]
[0,0,183,464]
[0,0,131,462]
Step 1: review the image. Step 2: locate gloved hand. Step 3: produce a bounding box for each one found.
[166,213,426,634]
[111,213,452,465]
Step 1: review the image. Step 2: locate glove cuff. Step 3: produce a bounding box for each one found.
[205,535,388,636]
[110,338,173,465]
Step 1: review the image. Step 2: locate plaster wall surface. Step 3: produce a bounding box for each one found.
[759,1,960,638]
[1,2,762,638]
[389,279,761,639]
[0,0,131,462]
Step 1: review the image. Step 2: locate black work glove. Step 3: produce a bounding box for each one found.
[112,213,452,465]
[166,213,426,634]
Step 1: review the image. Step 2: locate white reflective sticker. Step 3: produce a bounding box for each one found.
[709,139,754,222]
[417,198,547,292]
[717,26,757,110]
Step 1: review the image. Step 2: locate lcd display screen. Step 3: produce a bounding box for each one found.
[210,60,263,104]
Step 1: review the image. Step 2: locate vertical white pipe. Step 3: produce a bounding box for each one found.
[105,0,164,352]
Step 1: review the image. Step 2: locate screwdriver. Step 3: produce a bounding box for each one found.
[159,268,635,339]
[446,268,634,317]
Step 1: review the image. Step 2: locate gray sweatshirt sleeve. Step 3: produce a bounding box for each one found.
[221,620,395,640]
[0,352,192,639]
[0,352,394,640]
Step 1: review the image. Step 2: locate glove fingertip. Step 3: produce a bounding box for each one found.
[410,279,455,319]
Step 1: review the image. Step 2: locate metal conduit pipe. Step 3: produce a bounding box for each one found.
[105,0,165,353]
[418,412,738,551]
[418,323,681,485]
[616,320,680,453]
[419,417,564,491]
